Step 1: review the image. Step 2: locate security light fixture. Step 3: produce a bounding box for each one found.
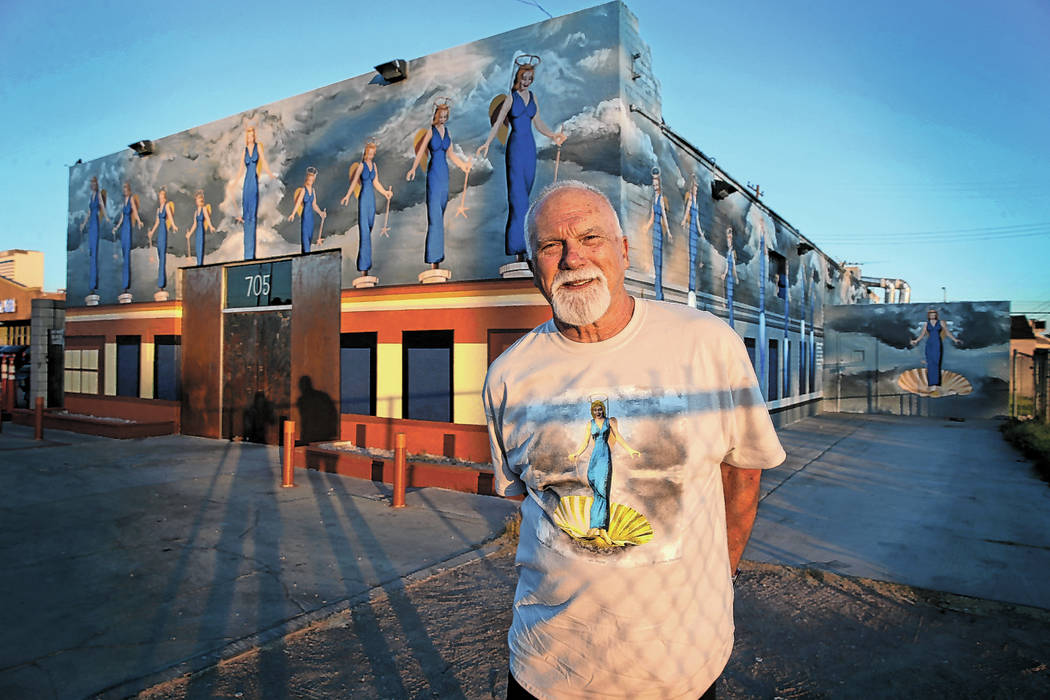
[374,59,408,83]
[711,179,737,201]
[128,140,154,156]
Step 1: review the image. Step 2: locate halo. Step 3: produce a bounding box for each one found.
[514,54,542,68]
[588,393,609,415]
[433,96,453,108]
[194,189,204,198]
[305,166,318,176]
[651,166,661,177]
[364,136,380,149]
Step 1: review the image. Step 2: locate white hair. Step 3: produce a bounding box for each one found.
[523,180,623,259]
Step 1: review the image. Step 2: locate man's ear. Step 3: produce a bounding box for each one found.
[527,258,542,291]
[621,235,630,267]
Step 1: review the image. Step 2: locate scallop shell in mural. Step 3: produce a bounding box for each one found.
[552,495,654,547]
[897,368,973,398]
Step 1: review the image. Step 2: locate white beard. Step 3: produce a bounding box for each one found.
[550,267,611,327]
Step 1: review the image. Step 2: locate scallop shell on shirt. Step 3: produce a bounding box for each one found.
[897,368,973,398]
[552,495,654,547]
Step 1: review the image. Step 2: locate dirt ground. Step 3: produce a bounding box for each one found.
[139,536,1050,700]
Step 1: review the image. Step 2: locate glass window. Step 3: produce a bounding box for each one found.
[744,337,756,371]
[64,345,100,395]
[403,330,453,422]
[155,336,181,401]
[340,332,377,415]
[116,336,140,397]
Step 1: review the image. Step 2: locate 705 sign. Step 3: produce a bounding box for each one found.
[245,273,271,297]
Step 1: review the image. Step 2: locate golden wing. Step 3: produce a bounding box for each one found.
[413,128,430,170]
[347,162,362,199]
[488,95,509,146]
[293,187,305,216]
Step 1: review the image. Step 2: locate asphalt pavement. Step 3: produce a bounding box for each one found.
[1,411,1048,698]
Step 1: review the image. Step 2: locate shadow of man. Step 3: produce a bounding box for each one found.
[296,375,338,444]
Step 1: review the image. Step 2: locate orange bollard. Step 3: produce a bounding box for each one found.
[392,432,407,508]
[34,396,44,440]
[282,420,296,488]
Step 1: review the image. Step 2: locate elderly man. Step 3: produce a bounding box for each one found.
[483,181,785,699]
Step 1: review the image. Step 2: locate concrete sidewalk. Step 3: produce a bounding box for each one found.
[748,413,1050,609]
[0,424,516,699]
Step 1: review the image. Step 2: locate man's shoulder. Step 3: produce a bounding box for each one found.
[641,299,740,344]
[484,320,555,388]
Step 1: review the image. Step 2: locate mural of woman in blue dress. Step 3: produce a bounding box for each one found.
[79,176,108,293]
[721,226,738,328]
[341,141,393,273]
[184,190,217,266]
[146,188,177,290]
[477,55,567,260]
[909,308,960,386]
[679,175,704,308]
[234,126,275,261]
[110,182,142,291]
[641,167,672,300]
[288,167,326,254]
[568,399,640,535]
[406,100,472,268]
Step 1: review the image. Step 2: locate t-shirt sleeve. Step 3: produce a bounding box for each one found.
[482,371,526,497]
[721,332,786,470]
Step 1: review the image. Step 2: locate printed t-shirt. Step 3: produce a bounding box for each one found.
[483,298,785,700]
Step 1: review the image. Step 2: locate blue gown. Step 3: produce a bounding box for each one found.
[357,162,376,271]
[925,321,943,386]
[242,145,259,260]
[119,196,133,290]
[726,248,736,329]
[193,209,206,265]
[505,91,538,256]
[156,206,168,288]
[425,125,451,264]
[652,192,665,301]
[587,418,613,530]
[87,192,101,291]
[688,199,700,295]
[300,188,315,253]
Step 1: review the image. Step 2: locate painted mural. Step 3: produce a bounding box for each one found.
[66,0,864,352]
[822,302,1010,418]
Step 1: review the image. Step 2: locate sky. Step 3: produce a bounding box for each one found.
[1,0,1047,317]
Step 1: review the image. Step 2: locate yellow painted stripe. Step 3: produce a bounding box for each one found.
[140,341,155,399]
[375,343,402,419]
[453,342,488,426]
[67,308,183,322]
[342,292,546,313]
[104,342,117,396]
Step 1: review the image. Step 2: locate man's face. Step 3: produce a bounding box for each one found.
[530,188,630,328]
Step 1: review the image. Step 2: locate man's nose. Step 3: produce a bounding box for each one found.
[559,240,587,269]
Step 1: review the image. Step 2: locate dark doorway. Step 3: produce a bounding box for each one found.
[222,310,291,444]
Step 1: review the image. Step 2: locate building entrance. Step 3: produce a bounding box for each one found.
[181,251,341,445]
[222,310,291,443]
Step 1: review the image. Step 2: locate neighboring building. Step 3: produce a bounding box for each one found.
[0,274,62,346]
[62,2,890,448]
[0,249,45,290]
[0,274,64,409]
